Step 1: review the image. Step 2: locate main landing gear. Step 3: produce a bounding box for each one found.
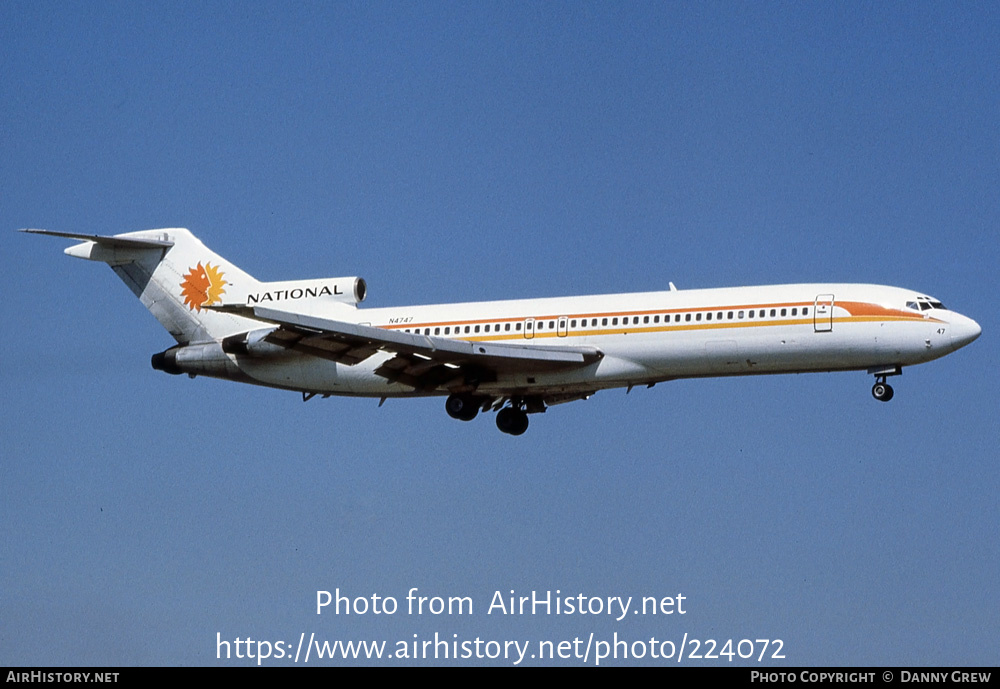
[495,406,529,436]
[445,393,481,421]
[444,394,535,435]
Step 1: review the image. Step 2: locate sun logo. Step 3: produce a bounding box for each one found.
[180,262,227,311]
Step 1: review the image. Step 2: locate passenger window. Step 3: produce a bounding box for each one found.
[780,309,786,317]
[602,318,608,326]
[515,323,521,331]
[654,315,660,323]
[791,308,797,316]
[474,325,480,333]
[612,318,618,326]
[505,323,511,331]
[644,316,649,324]
[696,313,702,321]
[706,313,712,321]
[803,308,808,315]
[728,311,733,319]
[770,309,776,317]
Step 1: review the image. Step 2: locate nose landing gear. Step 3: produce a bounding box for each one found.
[868,365,901,403]
[871,377,894,402]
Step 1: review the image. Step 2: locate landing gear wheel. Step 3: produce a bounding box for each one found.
[445,394,479,421]
[496,407,529,435]
[872,382,894,402]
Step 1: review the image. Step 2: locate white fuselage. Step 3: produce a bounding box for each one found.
[29,228,981,433]
[233,283,980,398]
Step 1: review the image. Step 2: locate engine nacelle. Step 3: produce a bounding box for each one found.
[242,277,367,307]
[221,328,290,358]
[151,341,243,378]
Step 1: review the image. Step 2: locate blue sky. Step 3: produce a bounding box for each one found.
[2,2,997,666]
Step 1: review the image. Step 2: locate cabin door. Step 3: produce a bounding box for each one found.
[814,295,834,332]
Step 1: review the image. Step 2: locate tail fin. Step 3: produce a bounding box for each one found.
[25,228,264,344]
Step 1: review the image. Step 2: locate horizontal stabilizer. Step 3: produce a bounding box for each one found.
[21,228,175,250]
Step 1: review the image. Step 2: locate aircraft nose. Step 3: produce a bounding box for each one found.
[950,313,982,351]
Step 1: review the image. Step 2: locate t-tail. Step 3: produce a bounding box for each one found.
[23,228,264,344]
[25,228,369,379]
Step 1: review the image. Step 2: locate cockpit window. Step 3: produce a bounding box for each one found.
[910,297,948,311]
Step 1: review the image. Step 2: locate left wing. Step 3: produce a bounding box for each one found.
[226,305,603,391]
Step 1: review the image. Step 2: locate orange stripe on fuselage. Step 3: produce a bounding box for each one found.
[380,300,939,340]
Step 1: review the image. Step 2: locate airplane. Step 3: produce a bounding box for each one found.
[24,228,981,435]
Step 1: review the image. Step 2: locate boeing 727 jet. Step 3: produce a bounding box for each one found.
[25,228,981,434]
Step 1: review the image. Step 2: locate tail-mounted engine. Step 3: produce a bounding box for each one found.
[151,341,245,378]
[240,277,367,307]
